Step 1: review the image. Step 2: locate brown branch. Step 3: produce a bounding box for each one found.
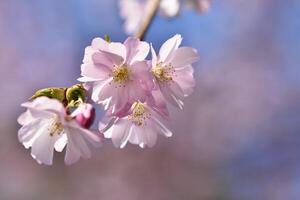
[135,0,161,40]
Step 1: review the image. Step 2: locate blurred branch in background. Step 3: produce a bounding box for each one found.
[135,0,161,40]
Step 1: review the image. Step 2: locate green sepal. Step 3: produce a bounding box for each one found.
[66,84,87,108]
[30,87,66,102]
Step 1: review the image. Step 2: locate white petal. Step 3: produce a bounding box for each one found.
[99,117,119,135]
[64,121,100,165]
[108,42,127,61]
[18,119,45,149]
[91,37,109,51]
[31,126,62,165]
[17,110,34,125]
[91,78,113,103]
[64,133,81,165]
[130,125,146,147]
[54,133,67,152]
[21,97,64,114]
[68,120,102,147]
[103,119,130,148]
[128,127,139,144]
[143,124,158,147]
[151,115,173,137]
[67,130,91,159]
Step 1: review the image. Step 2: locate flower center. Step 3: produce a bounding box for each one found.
[129,102,151,126]
[112,64,130,84]
[48,116,64,137]
[152,62,175,82]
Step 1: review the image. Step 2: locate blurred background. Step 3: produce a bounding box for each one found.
[1,0,300,199]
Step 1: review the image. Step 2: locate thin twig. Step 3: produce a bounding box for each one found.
[135,0,161,40]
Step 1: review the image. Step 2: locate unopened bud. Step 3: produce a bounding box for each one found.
[104,35,111,43]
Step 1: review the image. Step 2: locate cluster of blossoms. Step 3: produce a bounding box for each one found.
[18,34,198,165]
[120,0,211,34]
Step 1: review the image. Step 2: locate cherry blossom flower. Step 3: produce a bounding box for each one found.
[119,0,146,34]
[159,0,180,18]
[186,0,211,13]
[78,37,153,116]
[150,34,199,109]
[100,102,172,148]
[17,97,101,165]
[119,0,211,35]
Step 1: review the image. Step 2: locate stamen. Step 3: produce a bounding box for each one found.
[111,64,130,85]
[152,62,175,82]
[129,102,151,126]
[48,116,64,136]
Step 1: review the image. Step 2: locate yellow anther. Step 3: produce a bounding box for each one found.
[129,102,150,126]
[48,117,64,136]
[152,62,174,82]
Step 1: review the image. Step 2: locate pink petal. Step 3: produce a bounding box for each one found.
[80,63,110,81]
[91,78,114,103]
[159,82,184,109]
[130,61,154,91]
[110,86,129,115]
[127,81,147,103]
[168,47,199,68]
[159,34,182,62]
[92,51,122,67]
[173,66,196,96]
[146,90,169,117]
[169,80,185,98]
[106,103,132,118]
[124,37,149,64]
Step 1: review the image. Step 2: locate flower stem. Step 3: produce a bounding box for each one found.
[135,0,161,40]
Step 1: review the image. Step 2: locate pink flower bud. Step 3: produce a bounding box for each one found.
[72,103,95,128]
